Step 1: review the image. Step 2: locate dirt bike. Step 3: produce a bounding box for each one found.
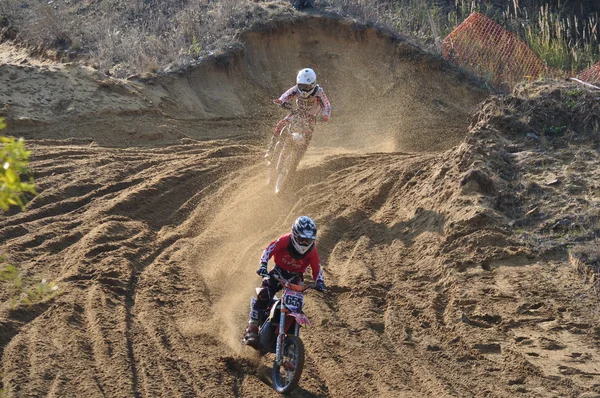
[268,103,312,194]
[243,273,313,394]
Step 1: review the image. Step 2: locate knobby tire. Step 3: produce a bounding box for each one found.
[272,335,305,394]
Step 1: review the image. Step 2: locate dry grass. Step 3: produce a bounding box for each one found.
[1,0,271,77]
[518,5,599,72]
[0,1,598,80]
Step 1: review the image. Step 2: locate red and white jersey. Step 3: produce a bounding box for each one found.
[260,233,323,282]
[277,85,331,120]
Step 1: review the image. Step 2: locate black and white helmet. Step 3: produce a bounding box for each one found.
[291,216,317,255]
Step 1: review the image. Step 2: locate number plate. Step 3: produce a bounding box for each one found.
[283,289,304,312]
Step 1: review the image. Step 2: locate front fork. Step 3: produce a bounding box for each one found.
[275,307,286,364]
[275,307,301,364]
[275,140,289,172]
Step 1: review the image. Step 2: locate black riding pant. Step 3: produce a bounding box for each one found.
[253,266,303,311]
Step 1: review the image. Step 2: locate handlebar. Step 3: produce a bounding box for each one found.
[274,100,323,124]
[273,99,292,110]
[273,273,314,292]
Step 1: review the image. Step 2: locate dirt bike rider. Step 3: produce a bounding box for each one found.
[265,68,331,161]
[244,216,326,343]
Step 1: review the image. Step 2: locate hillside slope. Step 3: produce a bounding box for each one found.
[1,13,599,398]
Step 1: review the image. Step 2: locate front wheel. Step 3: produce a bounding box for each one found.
[272,335,305,394]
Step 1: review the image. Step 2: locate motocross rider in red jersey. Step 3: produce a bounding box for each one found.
[243,216,326,343]
[265,68,331,161]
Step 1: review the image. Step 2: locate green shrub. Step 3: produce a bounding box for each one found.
[0,258,59,307]
[0,118,37,211]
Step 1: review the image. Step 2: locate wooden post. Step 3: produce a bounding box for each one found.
[428,10,441,50]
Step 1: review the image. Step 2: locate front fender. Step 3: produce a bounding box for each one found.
[290,312,311,326]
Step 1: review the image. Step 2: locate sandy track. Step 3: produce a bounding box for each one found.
[3,139,599,397]
[1,11,600,398]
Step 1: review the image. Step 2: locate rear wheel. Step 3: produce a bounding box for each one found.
[272,335,305,394]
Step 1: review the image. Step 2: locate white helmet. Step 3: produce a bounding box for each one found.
[291,216,317,255]
[296,68,317,98]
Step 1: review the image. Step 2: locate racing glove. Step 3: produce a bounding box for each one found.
[273,99,292,110]
[315,279,326,292]
[256,263,269,277]
[322,114,329,123]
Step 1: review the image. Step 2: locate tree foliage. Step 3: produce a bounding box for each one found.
[0,118,36,211]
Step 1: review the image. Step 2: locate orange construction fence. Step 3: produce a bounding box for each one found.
[439,12,600,90]
[441,12,548,90]
[577,62,600,84]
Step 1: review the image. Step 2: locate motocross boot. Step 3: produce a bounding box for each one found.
[244,320,258,340]
[243,306,263,346]
[243,305,268,347]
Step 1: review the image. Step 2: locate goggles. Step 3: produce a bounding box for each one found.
[294,235,315,246]
[298,83,315,93]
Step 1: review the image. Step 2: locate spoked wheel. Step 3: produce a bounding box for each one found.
[272,335,305,394]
